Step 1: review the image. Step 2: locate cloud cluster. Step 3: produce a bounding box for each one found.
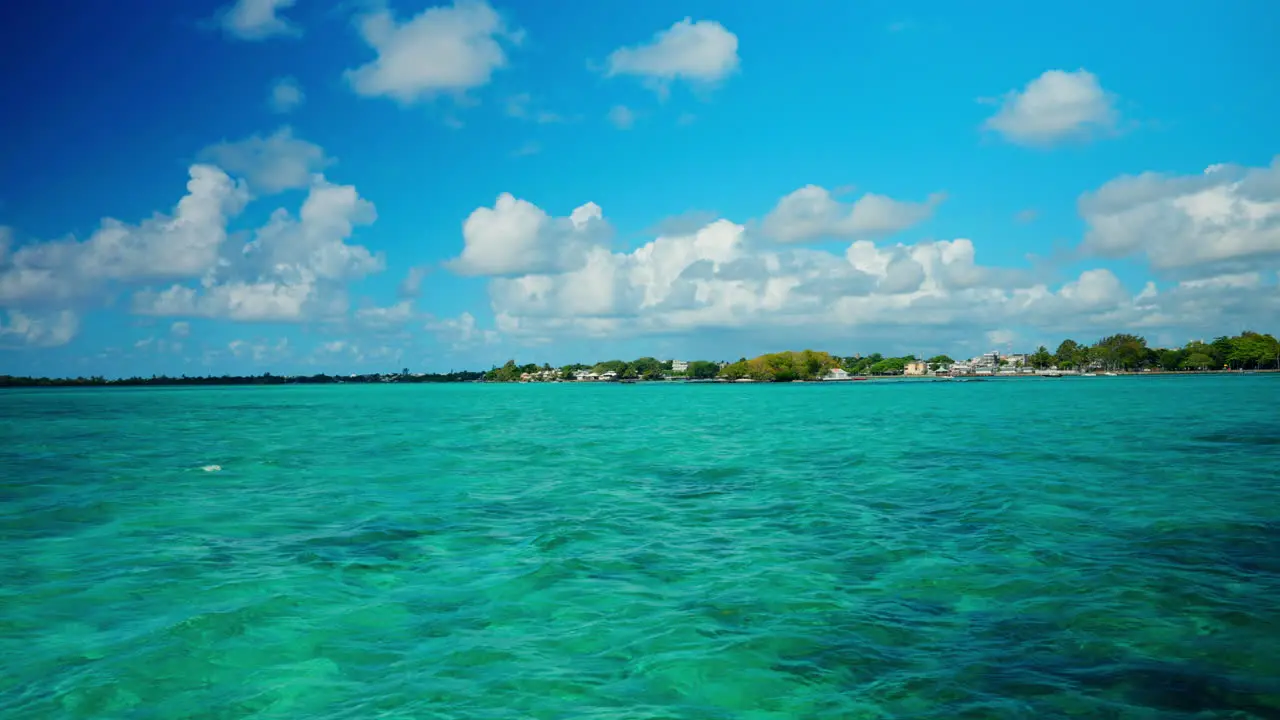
[0,130,383,346]
[134,176,382,322]
[345,0,519,102]
[450,180,1279,351]
[0,166,249,307]
[984,69,1118,146]
[1080,157,1280,273]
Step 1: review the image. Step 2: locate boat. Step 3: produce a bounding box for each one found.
[1040,371,1063,378]
[1081,373,1097,377]
[1103,372,1118,377]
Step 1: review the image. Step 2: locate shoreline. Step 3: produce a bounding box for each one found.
[4,368,1275,390]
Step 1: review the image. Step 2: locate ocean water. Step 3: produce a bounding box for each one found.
[2,377,1279,719]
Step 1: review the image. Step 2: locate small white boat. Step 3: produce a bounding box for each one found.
[1081,373,1097,377]
[1103,372,1118,377]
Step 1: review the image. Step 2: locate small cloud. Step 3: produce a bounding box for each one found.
[344,0,520,103]
[170,321,190,338]
[219,0,300,41]
[512,141,541,157]
[604,18,740,96]
[608,105,635,130]
[986,329,1016,347]
[983,69,1119,146]
[197,126,332,195]
[1015,208,1039,224]
[269,77,305,113]
[397,266,429,299]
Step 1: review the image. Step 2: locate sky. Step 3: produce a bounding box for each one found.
[1,0,1278,377]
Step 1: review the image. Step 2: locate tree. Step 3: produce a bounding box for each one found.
[1055,339,1087,369]
[686,361,720,379]
[631,357,664,380]
[1182,352,1215,370]
[1094,334,1148,370]
[1029,346,1054,369]
[1158,348,1185,371]
[719,360,750,380]
[927,354,954,367]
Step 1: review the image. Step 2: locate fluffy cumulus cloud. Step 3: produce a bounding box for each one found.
[984,69,1117,146]
[345,0,519,103]
[606,18,739,93]
[198,127,331,195]
[0,165,249,306]
[134,176,383,322]
[269,77,305,113]
[0,310,79,348]
[0,128,392,349]
[761,185,946,243]
[447,193,610,276]
[220,0,300,41]
[1080,156,1280,273]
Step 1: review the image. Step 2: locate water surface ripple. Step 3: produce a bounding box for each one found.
[3,377,1280,718]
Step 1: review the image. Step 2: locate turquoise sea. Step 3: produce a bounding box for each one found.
[3,377,1279,719]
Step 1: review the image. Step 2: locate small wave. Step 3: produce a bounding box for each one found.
[201,464,222,472]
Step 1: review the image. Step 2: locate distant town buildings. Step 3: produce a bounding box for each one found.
[904,361,928,376]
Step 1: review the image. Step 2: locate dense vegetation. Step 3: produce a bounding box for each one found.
[719,350,838,381]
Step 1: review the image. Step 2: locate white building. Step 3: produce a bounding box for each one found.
[823,368,851,381]
[671,360,689,373]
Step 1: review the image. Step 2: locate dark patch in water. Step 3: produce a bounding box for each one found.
[1194,432,1280,447]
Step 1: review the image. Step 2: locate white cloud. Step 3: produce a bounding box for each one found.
[345,0,519,103]
[356,300,416,331]
[426,311,498,349]
[398,266,429,299]
[199,127,331,195]
[269,77,305,113]
[0,310,78,348]
[0,165,249,306]
[170,321,190,338]
[1080,156,1280,273]
[447,193,610,276]
[984,69,1117,146]
[606,18,739,93]
[220,0,300,41]
[608,105,635,130]
[134,176,382,322]
[505,94,563,123]
[761,185,945,243]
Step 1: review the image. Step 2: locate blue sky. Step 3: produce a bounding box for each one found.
[1,0,1278,377]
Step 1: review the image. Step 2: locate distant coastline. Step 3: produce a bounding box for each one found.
[6,330,1275,388]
